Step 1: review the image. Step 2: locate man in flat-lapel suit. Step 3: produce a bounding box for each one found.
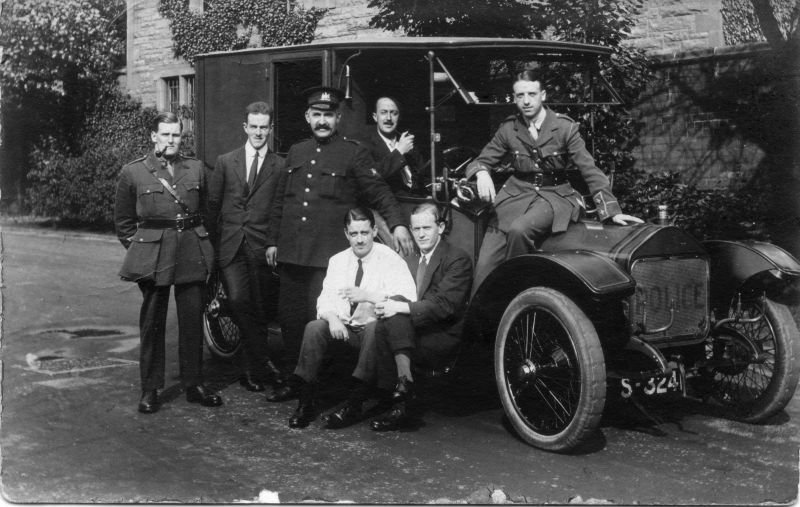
[207,101,286,392]
[362,96,426,195]
[370,202,473,431]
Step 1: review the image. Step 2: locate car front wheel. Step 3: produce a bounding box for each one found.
[495,287,606,452]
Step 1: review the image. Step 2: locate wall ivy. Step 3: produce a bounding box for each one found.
[159,0,328,64]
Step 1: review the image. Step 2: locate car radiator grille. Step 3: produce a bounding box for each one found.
[629,257,709,342]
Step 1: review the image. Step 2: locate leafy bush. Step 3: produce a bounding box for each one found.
[614,169,770,241]
[26,92,195,227]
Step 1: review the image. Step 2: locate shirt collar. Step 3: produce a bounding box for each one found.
[350,245,376,264]
[419,237,441,263]
[245,142,268,158]
[530,108,547,131]
[377,129,398,149]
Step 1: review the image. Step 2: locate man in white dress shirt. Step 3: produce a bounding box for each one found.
[267,207,417,429]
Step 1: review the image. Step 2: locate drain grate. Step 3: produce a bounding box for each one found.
[23,356,137,375]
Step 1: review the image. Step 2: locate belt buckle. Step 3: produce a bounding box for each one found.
[176,217,185,231]
[533,172,544,186]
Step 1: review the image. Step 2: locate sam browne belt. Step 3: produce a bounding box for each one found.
[513,172,566,186]
[139,215,203,231]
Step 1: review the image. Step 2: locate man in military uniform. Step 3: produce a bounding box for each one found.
[266,86,414,400]
[114,111,223,414]
[468,70,642,292]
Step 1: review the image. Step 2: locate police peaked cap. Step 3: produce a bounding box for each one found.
[303,86,345,111]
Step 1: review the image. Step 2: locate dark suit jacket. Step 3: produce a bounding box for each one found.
[361,128,427,195]
[207,146,285,268]
[406,238,473,348]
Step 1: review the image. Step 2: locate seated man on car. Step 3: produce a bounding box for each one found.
[369,202,473,431]
[266,207,418,429]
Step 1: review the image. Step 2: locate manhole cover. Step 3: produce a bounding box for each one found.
[22,356,137,375]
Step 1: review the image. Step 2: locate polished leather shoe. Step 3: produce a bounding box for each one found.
[371,402,410,432]
[186,385,223,407]
[138,390,159,414]
[266,382,300,402]
[324,400,363,429]
[288,400,315,429]
[239,373,265,392]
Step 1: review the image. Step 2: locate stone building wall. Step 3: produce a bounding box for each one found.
[124,0,198,108]
[627,0,724,55]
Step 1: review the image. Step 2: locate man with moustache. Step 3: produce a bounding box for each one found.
[115,111,222,413]
[266,86,414,399]
[467,70,642,293]
[207,101,286,393]
[362,96,426,195]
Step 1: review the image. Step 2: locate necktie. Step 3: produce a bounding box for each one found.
[416,255,427,298]
[529,123,539,141]
[350,259,363,315]
[247,151,258,193]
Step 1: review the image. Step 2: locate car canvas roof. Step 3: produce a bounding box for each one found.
[195,36,613,60]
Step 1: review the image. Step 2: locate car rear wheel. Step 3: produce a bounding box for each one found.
[203,273,242,359]
[705,298,799,422]
[495,287,606,452]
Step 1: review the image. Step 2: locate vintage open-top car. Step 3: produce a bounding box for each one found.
[195,37,800,452]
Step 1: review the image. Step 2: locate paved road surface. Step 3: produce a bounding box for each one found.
[1,227,798,504]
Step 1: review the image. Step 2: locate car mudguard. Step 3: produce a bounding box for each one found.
[703,240,800,309]
[466,250,635,343]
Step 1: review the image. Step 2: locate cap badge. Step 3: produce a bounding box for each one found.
[321,92,331,102]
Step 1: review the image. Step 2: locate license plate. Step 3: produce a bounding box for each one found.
[620,369,682,399]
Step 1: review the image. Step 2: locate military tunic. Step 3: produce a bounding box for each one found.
[467,109,623,292]
[115,152,215,285]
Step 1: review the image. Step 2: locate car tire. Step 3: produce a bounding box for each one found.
[203,273,242,359]
[495,287,606,452]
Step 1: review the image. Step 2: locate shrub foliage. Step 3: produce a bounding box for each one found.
[26,94,194,227]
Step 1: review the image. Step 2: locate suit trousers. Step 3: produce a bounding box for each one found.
[473,196,554,293]
[293,319,379,385]
[137,281,204,391]
[220,238,281,375]
[373,315,462,390]
[277,263,326,370]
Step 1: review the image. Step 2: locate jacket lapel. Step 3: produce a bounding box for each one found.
[535,109,556,147]
[171,157,189,184]
[418,241,445,298]
[249,152,276,194]
[235,146,247,186]
[512,116,538,153]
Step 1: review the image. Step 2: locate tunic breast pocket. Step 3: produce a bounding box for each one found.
[178,181,201,209]
[137,184,165,208]
[319,171,343,199]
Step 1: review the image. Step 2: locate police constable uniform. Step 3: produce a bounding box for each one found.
[114,112,222,413]
[268,86,408,378]
[467,107,623,292]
